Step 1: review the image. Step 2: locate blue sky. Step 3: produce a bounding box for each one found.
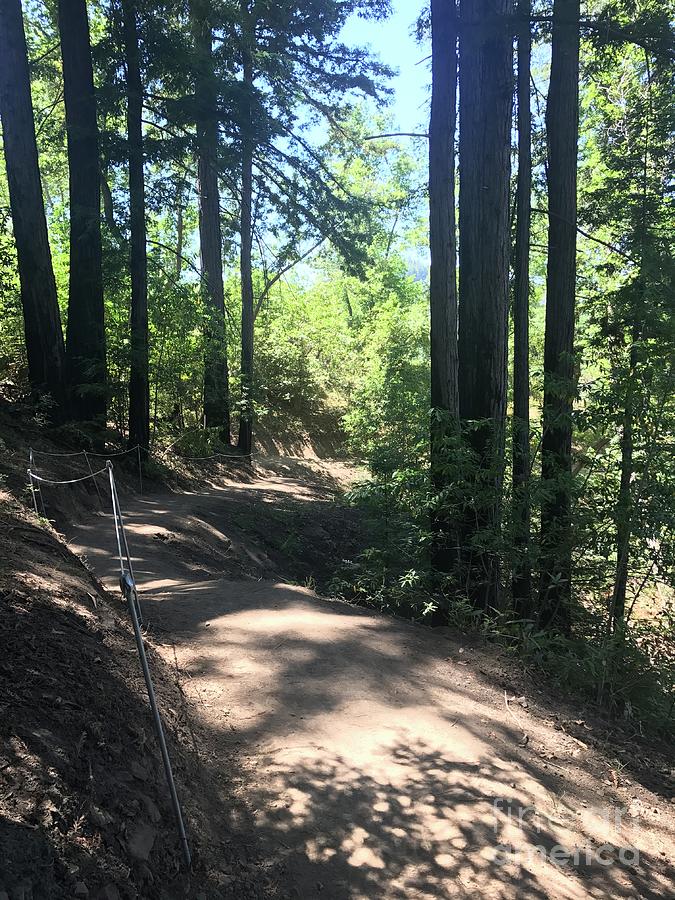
[341,1,430,134]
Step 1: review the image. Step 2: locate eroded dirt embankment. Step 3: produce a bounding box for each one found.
[0,461,286,898]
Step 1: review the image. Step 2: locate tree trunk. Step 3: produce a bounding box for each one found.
[121,0,149,452]
[429,0,459,573]
[238,1,254,455]
[176,193,184,277]
[58,0,106,424]
[611,65,651,632]
[512,0,532,614]
[457,0,513,608]
[0,0,68,416]
[192,0,230,442]
[539,0,580,631]
[612,336,636,629]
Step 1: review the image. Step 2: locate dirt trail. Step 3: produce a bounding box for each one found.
[68,459,675,900]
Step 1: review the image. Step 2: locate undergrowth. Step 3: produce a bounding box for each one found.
[330,468,675,740]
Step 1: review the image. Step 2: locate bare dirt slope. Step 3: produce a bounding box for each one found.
[67,457,675,900]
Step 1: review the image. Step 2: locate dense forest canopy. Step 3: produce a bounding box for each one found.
[0,0,673,730]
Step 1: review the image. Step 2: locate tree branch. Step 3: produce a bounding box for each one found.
[365,132,429,141]
[254,237,326,320]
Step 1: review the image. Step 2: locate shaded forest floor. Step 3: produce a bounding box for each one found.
[1,408,674,899]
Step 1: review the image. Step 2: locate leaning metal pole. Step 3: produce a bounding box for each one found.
[106,461,191,869]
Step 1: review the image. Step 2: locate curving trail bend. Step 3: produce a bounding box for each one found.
[68,459,675,900]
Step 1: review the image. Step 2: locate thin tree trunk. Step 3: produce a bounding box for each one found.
[176,195,184,277]
[612,340,636,628]
[611,57,652,631]
[58,0,106,424]
[121,0,149,452]
[458,0,513,608]
[512,0,532,613]
[539,0,580,631]
[0,0,68,416]
[238,0,254,455]
[429,0,459,573]
[192,0,230,442]
[101,168,126,245]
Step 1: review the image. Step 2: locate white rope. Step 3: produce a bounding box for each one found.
[173,449,259,460]
[27,466,109,485]
[29,447,87,458]
[30,444,142,459]
[30,440,260,472]
[87,445,142,458]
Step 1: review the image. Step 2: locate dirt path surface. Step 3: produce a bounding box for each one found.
[68,459,675,899]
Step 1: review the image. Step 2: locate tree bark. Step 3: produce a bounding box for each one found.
[0,0,68,416]
[539,0,580,631]
[121,0,149,452]
[458,0,513,608]
[512,0,532,613]
[238,0,254,455]
[192,0,230,442]
[58,0,106,423]
[429,0,459,573]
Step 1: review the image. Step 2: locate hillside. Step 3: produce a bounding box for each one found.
[0,417,285,898]
[0,405,672,899]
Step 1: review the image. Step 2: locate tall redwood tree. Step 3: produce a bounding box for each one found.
[512,0,533,612]
[121,0,149,451]
[457,0,513,607]
[192,0,230,441]
[539,0,581,630]
[0,0,68,415]
[429,0,459,572]
[58,0,107,423]
[237,0,255,455]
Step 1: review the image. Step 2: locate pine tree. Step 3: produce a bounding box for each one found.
[237,0,255,454]
[224,0,391,453]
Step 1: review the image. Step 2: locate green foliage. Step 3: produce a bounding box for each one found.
[341,256,430,465]
[518,616,675,737]
[0,210,24,395]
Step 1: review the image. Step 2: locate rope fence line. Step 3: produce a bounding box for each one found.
[28,465,110,485]
[173,449,262,461]
[27,437,265,528]
[23,437,269,867]
[25,455,192,870]
[27,464,110,519]
[30,445,142,459]
[30,441,261,464]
